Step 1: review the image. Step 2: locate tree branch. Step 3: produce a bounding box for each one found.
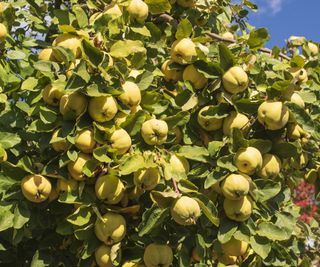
[156,14,291,61]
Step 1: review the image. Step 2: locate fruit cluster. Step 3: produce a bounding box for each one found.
[0,0,320,266]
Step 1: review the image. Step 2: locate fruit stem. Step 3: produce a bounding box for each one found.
[172,177,180,194]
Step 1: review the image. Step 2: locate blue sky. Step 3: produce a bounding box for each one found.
[246,0,320,48]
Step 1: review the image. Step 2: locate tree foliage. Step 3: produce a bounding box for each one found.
[0,0,319,266]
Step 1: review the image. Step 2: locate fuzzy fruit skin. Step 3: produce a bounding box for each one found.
[169,154,190,173]
[0,23,7,39]
[221,173,250,200]
[88,96,118,122]
[289,67,308,83]
[95,244,114,267]
[221,31,235,41]
[122,262,145,267]
[56,179,78,194]
[94,212,126,245]
[133,168,160,190]
[176,0,195,8]
[223,196,252,222]
[170,38,197,65]
[42,84,64,106]
[141,119,168,145]
[292,152,309,170]
[222,66,249,94]
[67,153,91,181]
[223,111,250,136]
[110,129,132,155]
[59,93,88,120]
[53,33,82,58]
[21,175,52,203]
[221,238,249,256]
[287,124,309,141]
[51,129,68,152]
[170,196,201,225]
[0,149,7,162]
[234,147,262,175]
[257,101,289,130]
[258,153,281,179]
[95,175,124,204]
[143,243,173,267]
[285,92,305,108]
[307,42,319,56]
[127,0,149,23]
[197,106,223,131]
[217,255,237,265]
[118,81,141,108]
[75,129,96,153]
[38,48,57,61]
[161,59,183,81]
[183,64,208,89]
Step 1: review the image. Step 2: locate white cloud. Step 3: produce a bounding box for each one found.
[268,0,284,14]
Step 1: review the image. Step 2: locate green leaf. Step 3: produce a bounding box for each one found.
[217,154,237,172]
[256,222,291,241]
[233,98,262,114]
[39,106,57,124]
[193,196,219,227]
[82,39,104,67]
[73,5,88,28]
[218,219,238,243]
[131,26,151,37]
[254,179,281,202]
[6,50,26,60]
[138,205,170,237]
[150,191,179,209]
[30,250,51,267]
[121,110,146,136]
[21,77,38,91]
[136,70,154,91]
[207,141,224,157]
[248,139,272,154]
[0,174,20,193]
[67,207,92,226]
[250,235,271,259]
[13,202,30,229]
[247,28,270,50]
[290,55,305,68]
[200,103,230,119]
[286,102,314,133]
[271,142,298,158]
[0,203,14,232]
[165,111,190,129]
[175,19,192,40]
[110,40,146,58]
[145,0,171,14]
[178,146,209,163]
[93,145,112,163]
[0,132,21,149]
[119,154,145,175]
[231,128,248,152]
[219,44,235,71]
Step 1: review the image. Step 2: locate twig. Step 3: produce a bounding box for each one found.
[172,177,180,194]
[205,32,291,60]
[156,13,291,61]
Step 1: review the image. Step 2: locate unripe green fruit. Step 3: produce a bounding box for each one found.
[170,196,201,225]
[133,168,160,190]
[38,48,57,61]
[143,243,173,267]
[258,153,281,179]
[51,128,68,152]
[56,178,78,194]
[161,59,183,81]
[59,92,88,120]
[0,23,7,39]
[182,64,208,89]
[74,129,96,153]
[221,173,250,200]
[170,38,197,65]
[141,119,168,145]
[197,106,223,131]
[42,84,64,106]
[222,66,248,94]
[110,129,132,155]
[221,237,249,256]
[223,111,250,136]
[95,244,114,267]
[118,81,141,108]
[169,154,190,173]
[234,147,262,175]
[289,67,308,83]
[88,96,118,122]
[95,175,124,204]
[94,212,126,245]
[67,153,91,181]
[21,175,52,203]
[223,196,252,222]
[176,0,195,8]
[127,0,149,23]
[257,101,289,130]
[53,33,82,58]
